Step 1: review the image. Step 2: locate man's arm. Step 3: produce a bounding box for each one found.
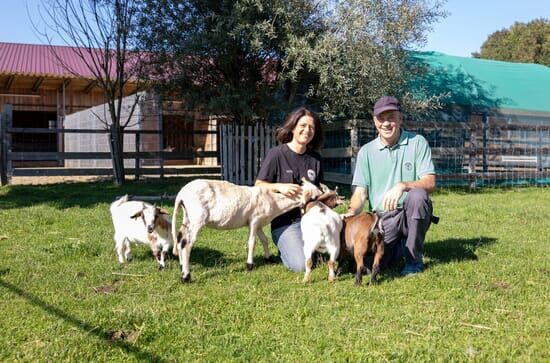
[382,174,436,211]
[342,186,368,217]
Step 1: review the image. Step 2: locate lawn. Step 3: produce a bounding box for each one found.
[0,179,548,362]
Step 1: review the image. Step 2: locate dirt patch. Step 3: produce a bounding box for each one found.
[109,330,139,343]
[492,280,511,289]
[10,175,112,185]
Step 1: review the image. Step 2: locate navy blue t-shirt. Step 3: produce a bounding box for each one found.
[256,144,323,230]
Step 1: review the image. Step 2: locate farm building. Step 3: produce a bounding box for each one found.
[1,41,549,186]
[321,52,550,186]
[0,42,218,182]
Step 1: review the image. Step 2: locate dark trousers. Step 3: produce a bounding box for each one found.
[367,188,433,269]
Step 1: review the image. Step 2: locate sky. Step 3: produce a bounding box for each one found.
[0,0,548,58]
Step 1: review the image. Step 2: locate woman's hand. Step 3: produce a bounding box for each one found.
[276,183,302,197]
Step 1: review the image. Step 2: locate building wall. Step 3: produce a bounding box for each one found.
[64,92,150,168]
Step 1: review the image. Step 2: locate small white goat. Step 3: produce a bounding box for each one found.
[110,195,172,269]
[301,187,344,283]
[171,178,323,283]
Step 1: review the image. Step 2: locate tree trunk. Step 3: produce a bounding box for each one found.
[109,125,126,185]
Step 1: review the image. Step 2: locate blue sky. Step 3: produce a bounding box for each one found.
[0,0,548,58]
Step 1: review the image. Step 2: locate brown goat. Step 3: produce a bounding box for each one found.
[340,212,384,286]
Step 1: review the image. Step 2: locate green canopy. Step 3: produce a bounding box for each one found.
[412,51,550,114]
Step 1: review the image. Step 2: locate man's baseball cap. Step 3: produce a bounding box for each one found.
[373,96,401,117]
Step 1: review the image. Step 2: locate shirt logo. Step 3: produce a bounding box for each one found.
[404,162,413,171]
[285,169,293,174]
[307,169,316,181]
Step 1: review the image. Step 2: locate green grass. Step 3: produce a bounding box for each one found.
[0,180,548,362]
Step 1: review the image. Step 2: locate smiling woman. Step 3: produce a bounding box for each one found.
[254,107,324,272]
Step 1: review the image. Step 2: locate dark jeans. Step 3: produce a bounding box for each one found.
[366,188,433,270]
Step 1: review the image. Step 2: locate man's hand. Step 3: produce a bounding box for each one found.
[341,208,356,219]
[382,182,406,211]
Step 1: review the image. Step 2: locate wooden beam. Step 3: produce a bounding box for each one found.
[59,78,71,91]
[4,75,15,90]
[83,80,97,94]
[32,77,44,92]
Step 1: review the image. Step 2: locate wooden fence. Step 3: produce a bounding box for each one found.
[219,121,276,185]
[0,104,220,185]
[321,116,550,187]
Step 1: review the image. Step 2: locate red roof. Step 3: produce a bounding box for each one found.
[0,42,107,79]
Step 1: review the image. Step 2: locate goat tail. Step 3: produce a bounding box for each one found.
[171,193,185,256]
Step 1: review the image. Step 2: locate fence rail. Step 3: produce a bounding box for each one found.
[321,116,550,188]
[0,103,220,185]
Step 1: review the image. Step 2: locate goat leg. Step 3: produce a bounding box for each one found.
[303,257,313,283]
[369,235,384,285]
[246,226,259,272]
[257,229,274,264]
[327,243,339,283]
[353,240,368,286]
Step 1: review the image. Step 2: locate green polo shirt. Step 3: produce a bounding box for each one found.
[352,129,435,212]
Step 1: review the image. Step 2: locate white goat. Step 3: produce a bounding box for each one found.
[110,195,172,269]
[301,187,344,283]
[171,178,323,283]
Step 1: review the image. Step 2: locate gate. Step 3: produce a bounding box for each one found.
[219,121,277,185]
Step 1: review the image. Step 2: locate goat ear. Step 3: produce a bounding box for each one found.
[320,183,330,193]
[301,189,311,205]
[158,208,170,215]
[130,211,143,220]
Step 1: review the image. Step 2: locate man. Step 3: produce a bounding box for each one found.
[344,96,436,276]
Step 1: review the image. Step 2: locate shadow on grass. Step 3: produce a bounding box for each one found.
[337,236,498,284]
[0,177,208,210]
[191,246,234,268]
[424,236,497,267]
[125,246,234,269]
[0,278,168,363]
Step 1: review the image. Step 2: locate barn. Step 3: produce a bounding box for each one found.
[0,42,218,182]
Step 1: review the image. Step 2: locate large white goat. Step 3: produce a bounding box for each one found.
[301,187,344,283]
[110,195,172,269]
[171,178,323,283]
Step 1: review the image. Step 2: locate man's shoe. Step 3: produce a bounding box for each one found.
[401,262,423,276]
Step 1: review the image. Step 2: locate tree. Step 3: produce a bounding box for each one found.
[137,0,326,123]
[301,0,447,120]
[36,0,145,185]
[473,18,550,66]
[138,0,446,123]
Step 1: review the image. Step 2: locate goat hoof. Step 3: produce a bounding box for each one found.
[181,274,191,283]
[264,256,276,264]
[246,263,254,272]
[158,265,165,271]
[328,276,336,283]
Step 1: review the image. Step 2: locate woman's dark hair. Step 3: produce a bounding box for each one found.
[275,107,323,151]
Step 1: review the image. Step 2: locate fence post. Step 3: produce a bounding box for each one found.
[536,125,542,172]
[468,117,478,190]
[135,132,141,181]
[0,105,7,185]
[350,120,359,185]
[482,114,488,175]
[1,104,13,185]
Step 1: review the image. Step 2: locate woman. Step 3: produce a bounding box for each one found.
[255,107,323,271]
